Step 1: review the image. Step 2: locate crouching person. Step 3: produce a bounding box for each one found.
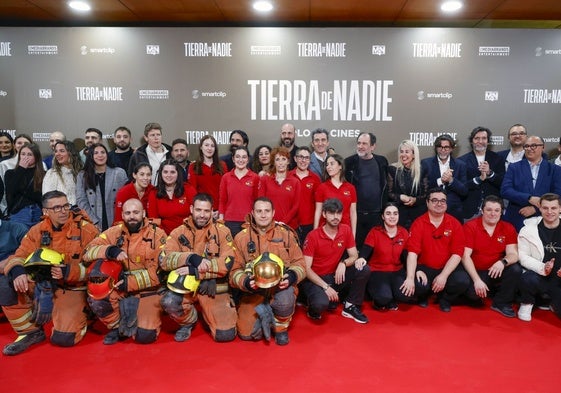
[1,191,99,355]
[83,198,166,345]
[159,193,237,343]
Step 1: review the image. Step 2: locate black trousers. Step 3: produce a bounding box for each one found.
[415,265,470,303]
[464,263,522,306]
[366,269,415,306]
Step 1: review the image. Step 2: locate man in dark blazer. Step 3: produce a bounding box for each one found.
[497,123,527,171]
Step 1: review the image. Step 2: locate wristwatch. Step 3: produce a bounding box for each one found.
[501,258,508,266]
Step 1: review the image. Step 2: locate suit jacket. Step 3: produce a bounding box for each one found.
[458,150,505,219]
[309,153,326,178]
[501,157,561,231]
[420,156,468,222]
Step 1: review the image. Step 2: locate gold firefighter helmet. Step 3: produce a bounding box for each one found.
[252,252,284,289]
[166,269,200,294]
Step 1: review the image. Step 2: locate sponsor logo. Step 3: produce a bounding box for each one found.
[523,89,561,104]
[191,90,227,99]
[412,43,462,58]
[76,86,124,101]
[297,42,346,57]
[408,132,458,147]
[146,45,160,55]
[0,90,7,97]
[248,79,393,122]
[185,130,231,145]
[0,42,12,56]
[372,45,386,56]
[80,46,116,55]
[184,42,232,57]
[32,132,51,141]
[543,137,560,143]
[485,91,499,101]
[535,46,561,56]
[250,45,281,56]
[1,130,16,137]
[417,91,453,100]
[490,136,504,146]
[478,46,510,56]
[28,45,58,55]
[39,89,52,99]
[139,89,169,100]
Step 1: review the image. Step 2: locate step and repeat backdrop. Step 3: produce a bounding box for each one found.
[0,27,560,160]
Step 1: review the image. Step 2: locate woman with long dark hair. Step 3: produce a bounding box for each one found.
[0,131,14,162]
[4,143,45,228]
[43,140,83,205]
[113,162,155,224]
[251,144,272,176]
[148,159,197,234]
[76,143,127,231]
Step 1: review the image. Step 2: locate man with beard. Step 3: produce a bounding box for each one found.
[458,126,505,220]
[220,130,250,171]
[83,198,167,345]
[159,193,237,342]
[108,126,134,173]
[79,127,102,164]
[171,138,191,181]
[279,123,299,170]
[344,132,388,248]
[498,124,528,171]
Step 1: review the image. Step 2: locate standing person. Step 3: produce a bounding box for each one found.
[4,143,45,228]
[309,128,330,178]
[302,198,370,323]
[220,129,250,171]
[230,197,306,345]
[42,141,83,206]
[84,198,166,345]
[401,188,469,312]
[421,134,468,223]
[43,131,65,170]
[219,146,259,237]
[148,159,197,235]
[290,146,321,245]
[258,147,300,229]
[517,193,561,322]
[0,134,33,215]
[107,126,134,173]
[344,132,388,248]
[251,144,272,176]
[458,127,505,220]
[160,193,237,342]
[315,154,357,238]
[79,127,102,164]
[356,203,412,311]
[497,124,527,171]
[461,195,521,317]
[114,163,155,225]
[128,122,171,185]
[1,191,99,356]
[387,139,428,229]
[551,138,561,166]
[76,143,128,231]
[170,138,191,181]
[0,131,14,162]
[279,123,299,169]
[188,135,227,218]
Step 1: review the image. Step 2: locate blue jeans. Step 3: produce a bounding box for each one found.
[9,204,42,229]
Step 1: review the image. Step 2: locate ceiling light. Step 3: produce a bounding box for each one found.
[441,1,463,12]
[68,1,91,12]
[253,1,273,12]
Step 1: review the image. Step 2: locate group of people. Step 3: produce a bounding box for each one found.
[0,121,560,356]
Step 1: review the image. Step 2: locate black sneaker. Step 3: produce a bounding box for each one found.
[418,298,429,308]
[439,299,451,313]
[491,303,516,318]
[103,329,121,345]
[387,301,399,311]
[174,324,193,342]
[3,329,46,356]
[307,310,322,320]
[274,331,289,346]
[342,304,369,324]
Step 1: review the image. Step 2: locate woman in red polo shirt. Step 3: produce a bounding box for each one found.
[113,162,155,224]
[314,154,357,237]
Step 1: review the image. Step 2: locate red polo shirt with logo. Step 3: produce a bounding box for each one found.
[463,217,517,270]
[303,223,355,276]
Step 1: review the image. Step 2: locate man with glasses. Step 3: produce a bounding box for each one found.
[400,188,468,312]
[1,191,99,355]
[421,134,468,223]
[498,124,528,171]
[501,135,561,231]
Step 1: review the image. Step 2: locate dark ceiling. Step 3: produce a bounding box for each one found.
[1,0,561,28]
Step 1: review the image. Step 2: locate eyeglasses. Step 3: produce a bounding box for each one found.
[44,203,71,213]
[436,145,452,150]
[295,155,311,160]
[523,144,544,150]
[510,132,526,137]
[429,198,447,205]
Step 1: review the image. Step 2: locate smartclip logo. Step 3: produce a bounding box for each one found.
[417,91,453,100]
[523,89,561,104]
[485,91,499,101]
[409,132,458,147]
[412,43,462,58]
[184,42,232,57]
[80,46,116,55]
[478,46,510,56]
[39,89,52,99]
[76,86,123,101]
[191,89,227,99]
[250,46,281,56]
[372,45,386,56]
[535,47,561,56]
[0,90,7,97]
[139,90,169,100]
[146,45,160,55]
[297,42,346,57]
[28,45,58,55]
[0,42,12,56]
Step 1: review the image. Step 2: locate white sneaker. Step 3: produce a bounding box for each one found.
[518,303,534,322]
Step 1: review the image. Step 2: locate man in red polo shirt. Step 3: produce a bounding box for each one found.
[401,188,468,312]
[302,198,370,323]
[461,195,521,317]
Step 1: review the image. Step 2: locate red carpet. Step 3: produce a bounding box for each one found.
[1,302,559,393]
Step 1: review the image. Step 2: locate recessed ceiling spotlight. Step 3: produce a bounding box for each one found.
[253,1,273,12]
[441,1,463,12]
[68,1,91,12]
